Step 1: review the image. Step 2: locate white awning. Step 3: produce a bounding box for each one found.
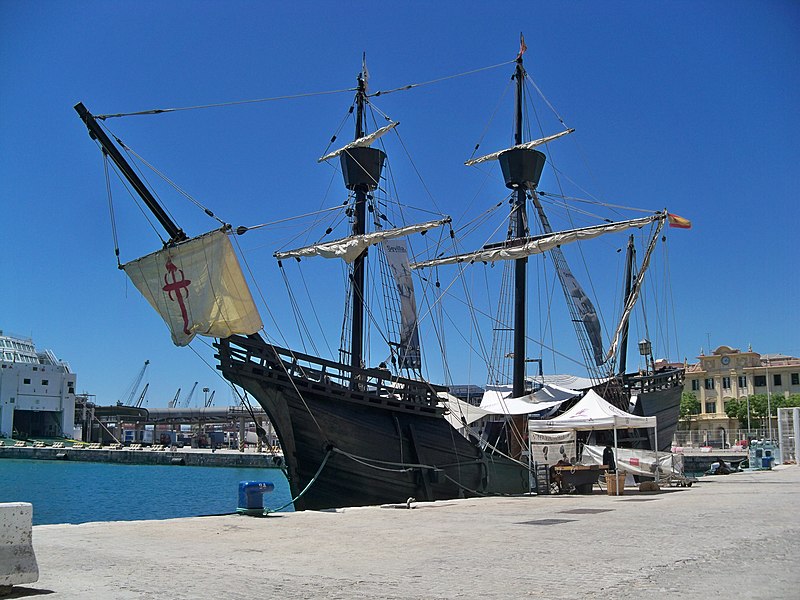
[528,389,656,432]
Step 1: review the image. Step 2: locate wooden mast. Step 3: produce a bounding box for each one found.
[511,55,527,400]
[617,235,636,377]
[338,69,385,386]
[350,73,368,380]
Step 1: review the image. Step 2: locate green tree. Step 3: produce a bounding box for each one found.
[679,392,700,429]
[778,393,800,409]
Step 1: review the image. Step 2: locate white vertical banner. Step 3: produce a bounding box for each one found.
[382,237,421,369]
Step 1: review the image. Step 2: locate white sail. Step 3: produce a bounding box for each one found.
[382,237,421,369]
[123,230,263,347]
[464,129,575,166]
[602,215,666,364]
[411,213,664,269]
[275,217,450,264]
[318,121,399,163]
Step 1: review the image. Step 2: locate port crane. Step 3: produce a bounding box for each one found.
[119,360,149,406]
[181,382,199,408]
[133,382,150,408]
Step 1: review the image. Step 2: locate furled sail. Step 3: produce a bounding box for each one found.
[123,230,263,346]
[529,194,605,367]
[411,213,665,269]
[602,214,666,364]
[464,129,575,166]
[275,217,451,264]
[559,267,604,365]
[318,121,399,163]
[382,237,421,369]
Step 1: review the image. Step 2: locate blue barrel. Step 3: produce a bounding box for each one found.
[237,481,274,515]
[761,457,772,469]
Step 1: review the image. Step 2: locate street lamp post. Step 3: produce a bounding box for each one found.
[638,338,652,374]
[765,361,772,441]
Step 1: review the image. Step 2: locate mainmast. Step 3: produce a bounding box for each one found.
[339,71,386,384]
[495,48,546,399]
[499,42,546,460]
[511,56,527,399]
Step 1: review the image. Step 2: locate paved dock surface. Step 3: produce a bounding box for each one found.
[13,466,800,599]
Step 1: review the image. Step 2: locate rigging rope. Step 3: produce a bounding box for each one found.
[95,87,357,120]
[116,139,227,228]
[368,60,516,97]
[103,154,122,268]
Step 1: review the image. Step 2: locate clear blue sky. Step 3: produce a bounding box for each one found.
[2,1,798,407]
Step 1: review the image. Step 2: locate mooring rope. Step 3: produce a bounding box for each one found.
[265,447,334,514]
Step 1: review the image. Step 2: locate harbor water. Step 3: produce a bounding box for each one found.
[1,458,293,525]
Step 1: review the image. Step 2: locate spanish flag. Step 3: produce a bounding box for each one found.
[667,213,692,229]
[517,33,527,60]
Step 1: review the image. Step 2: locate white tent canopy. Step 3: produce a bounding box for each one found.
[479,384,578,416]
[527,389,655,432]
[527,389,659,495]
[439,383,579,429]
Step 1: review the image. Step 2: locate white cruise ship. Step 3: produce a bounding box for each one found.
[0,331,76,439]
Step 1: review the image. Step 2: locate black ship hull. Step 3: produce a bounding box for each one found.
[216,334,529,511]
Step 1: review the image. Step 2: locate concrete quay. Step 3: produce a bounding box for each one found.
[12,466,800,599]
[0,445,283,469]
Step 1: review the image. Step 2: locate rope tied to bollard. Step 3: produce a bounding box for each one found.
[264,447,333,515]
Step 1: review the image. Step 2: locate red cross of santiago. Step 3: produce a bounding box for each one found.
[163,258,192,335]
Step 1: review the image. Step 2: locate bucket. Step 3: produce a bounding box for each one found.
[606,471,626,496]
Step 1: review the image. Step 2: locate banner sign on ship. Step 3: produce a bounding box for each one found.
[383,237,421,369]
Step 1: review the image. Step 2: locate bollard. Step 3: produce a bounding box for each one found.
[0,502,39,592]
[237,481,274,516]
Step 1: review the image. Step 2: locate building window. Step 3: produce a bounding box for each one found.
[738,375,747,388]
[23,378,31,384]
[691,379,700,391]
[754,375,766,387]
[705,401,716,414]
[704,378,715,390]
[41,379,49,386]
[773,374,782,387]
[722,376,731,389]
[792,373,799,386]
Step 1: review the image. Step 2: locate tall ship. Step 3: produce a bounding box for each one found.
[75,38,688,510]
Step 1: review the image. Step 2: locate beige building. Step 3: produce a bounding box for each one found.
[682,345,800,443]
